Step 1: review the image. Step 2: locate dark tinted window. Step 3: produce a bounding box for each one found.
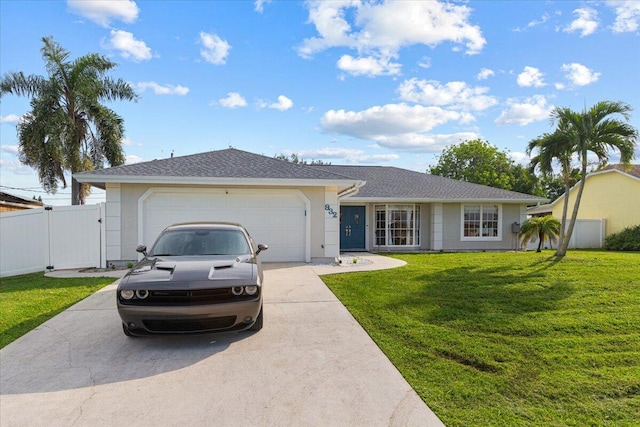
[149,229,250,256]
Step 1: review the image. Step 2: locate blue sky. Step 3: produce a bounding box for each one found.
[1,0,639,205]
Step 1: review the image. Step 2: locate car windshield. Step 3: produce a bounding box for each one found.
[149,229,251,257]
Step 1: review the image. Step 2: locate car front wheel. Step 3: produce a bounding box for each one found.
[249,306,263,332]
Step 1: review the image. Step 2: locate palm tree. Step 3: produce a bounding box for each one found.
[527,125,575,251]
[519,215,561,252]
[0,36,137,204]
[550,101,637,257]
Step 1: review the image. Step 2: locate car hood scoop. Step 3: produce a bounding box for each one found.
[124,255,255,285]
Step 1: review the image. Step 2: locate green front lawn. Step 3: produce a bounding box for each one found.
[321,251,640,426]
[0,273,117,348]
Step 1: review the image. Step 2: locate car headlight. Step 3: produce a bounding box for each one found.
[120,289,134,300]
[231,286,244,296]
[136,289,149,299]
[245,285,258,296]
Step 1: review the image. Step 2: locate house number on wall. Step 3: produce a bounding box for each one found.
[324,204,338,218]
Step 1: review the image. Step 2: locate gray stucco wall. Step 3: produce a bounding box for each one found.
[441,203,522,251]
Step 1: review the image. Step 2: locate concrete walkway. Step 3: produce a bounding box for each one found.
[1,254,443,427]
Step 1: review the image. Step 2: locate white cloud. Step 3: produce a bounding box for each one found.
[509,151,530,165]
[517,66,546,87]
[136,82,189,95]
[607,1,640,33]
[320,103,476,152]
[564,8,599,37]
[121,138,142,147]
[284,147,399,164]
[561,63,601,86]
[254,0,271,13]
[322,104,462,138]
[1,145,19,155]
[67,0,139,27]
[372,132,480,153]
[495,95,552,126]
[0,159,32,175]
[477,68,495,80]
[199,32,231,65]
[258,95,293,111]
[103,30,152,62]
[218,92,247,109]
[298,1,485,76]
[0,114,22,125]
[418,57,431,69]
[397,79,497,111]
[336,54,401,77]
[125,155,144,165]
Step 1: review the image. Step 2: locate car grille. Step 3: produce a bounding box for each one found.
[143,316,237,332]
[119,288,258,306]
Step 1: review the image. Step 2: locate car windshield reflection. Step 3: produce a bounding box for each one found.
[149,229,251,257]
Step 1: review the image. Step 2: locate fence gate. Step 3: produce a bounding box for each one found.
[0,204,105,277]
[46,205,103,271]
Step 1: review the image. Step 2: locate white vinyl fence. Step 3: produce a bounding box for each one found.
[0,204,105,277]
[525,219,606,251]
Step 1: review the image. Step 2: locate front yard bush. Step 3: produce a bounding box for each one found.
[605,224,640,251]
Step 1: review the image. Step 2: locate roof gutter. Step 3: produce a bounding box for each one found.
[337,181,366,199]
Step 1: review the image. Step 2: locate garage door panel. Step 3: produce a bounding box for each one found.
[142,190,306,262]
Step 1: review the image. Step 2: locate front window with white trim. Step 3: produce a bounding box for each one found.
[375,204,420,247]
[462,204,501,240]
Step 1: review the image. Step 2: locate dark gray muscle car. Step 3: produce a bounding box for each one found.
[117,222,268,336]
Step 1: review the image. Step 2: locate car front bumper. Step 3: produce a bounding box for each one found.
[117,298,262,335]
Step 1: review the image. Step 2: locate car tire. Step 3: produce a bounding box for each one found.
[249,306,263,332]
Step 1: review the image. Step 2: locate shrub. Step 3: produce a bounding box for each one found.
[605,225,640,251]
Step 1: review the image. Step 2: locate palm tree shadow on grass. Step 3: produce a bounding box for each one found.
[392,264,574,328]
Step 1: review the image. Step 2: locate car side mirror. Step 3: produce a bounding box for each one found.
[256,243,268,255]
[136,245,148,256]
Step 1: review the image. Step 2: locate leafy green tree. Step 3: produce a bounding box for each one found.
[428,139,542,195]
[274,153,331,165]
[545,101,637,257]
[0,36,137,204]
[519,215,561,252]
[429,139,514,189]
[511,164,545,197]
[538,169,581,202]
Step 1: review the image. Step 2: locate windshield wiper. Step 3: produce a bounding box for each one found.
[150,253,177,257]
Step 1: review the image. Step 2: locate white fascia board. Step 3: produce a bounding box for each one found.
[74,174,361,189]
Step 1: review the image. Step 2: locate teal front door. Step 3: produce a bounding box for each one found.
[340,206,366,251]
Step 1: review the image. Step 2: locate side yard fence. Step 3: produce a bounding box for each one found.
[0,204,106,278]
[525,219,606,251]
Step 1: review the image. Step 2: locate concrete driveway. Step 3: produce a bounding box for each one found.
[1,256,444,426]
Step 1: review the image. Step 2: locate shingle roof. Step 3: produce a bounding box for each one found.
[602,164,640,178]
[75,148,546,202]
[75,148,354,181]
[313,165,545,201]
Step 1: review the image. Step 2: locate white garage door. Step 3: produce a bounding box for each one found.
[140,189,308,262]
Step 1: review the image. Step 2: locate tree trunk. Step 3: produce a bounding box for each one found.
[556,162,588,257]
[557,161,571,250]
[536,232,543,252]
[71,177,83,205]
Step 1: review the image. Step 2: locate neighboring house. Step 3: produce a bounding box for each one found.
[527,164,640,236]
[0,191,44,212]
[74,148,545,264]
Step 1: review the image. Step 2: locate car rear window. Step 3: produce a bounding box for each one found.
[149,229,251,256]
